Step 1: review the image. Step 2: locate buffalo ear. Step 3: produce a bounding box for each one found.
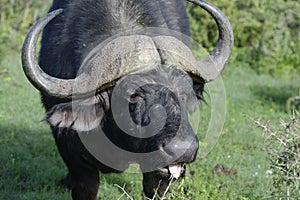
[193,82,205,101]
[46,101,104,132]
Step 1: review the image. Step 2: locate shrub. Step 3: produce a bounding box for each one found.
[0,0,50,61]
[2,1,300,77]
[253,114,300,199]
[186,0,300,76]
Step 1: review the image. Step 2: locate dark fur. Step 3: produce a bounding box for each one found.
[40,0,202,199]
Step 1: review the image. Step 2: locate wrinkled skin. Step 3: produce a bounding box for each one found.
[40,0,203,199]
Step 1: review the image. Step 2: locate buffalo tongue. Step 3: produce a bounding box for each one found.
[168,164,183,179]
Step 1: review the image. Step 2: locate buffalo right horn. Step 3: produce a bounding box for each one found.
[186,0,234,82]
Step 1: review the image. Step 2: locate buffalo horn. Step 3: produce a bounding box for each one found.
[185,0,234,82]
[21,10,162,98]
[22,0,233,98]
[21,9,75,98]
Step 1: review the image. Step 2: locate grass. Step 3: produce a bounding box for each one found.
[1,49,299,200]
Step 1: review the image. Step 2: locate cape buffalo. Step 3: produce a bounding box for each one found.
[21,0,233,199]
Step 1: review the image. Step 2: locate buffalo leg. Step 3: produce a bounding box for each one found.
[53,130,100,200]
[61,172,72,190]
[70,169,99,200]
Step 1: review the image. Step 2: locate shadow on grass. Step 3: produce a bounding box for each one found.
[0,124,136,197]
[251,84,299,112]
[0,124,60,189]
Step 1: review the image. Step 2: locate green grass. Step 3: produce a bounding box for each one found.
[0,50,299,199]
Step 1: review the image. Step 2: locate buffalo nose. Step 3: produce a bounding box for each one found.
[161,136,198,163]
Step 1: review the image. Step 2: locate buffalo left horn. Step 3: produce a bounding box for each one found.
[22,9,162,99]
[185,0,234,82]
[22,9,75,98]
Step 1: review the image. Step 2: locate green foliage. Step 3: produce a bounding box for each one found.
[0,0,51,61]
[186,0,300,76]
[253,114,300,199]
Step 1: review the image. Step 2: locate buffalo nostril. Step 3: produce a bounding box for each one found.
[161,137,199,162]
[162,141,190,156]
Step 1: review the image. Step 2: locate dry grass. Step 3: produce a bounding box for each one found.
[251,112,300,199]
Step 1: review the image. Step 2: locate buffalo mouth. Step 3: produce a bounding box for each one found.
[157,163,186,180]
